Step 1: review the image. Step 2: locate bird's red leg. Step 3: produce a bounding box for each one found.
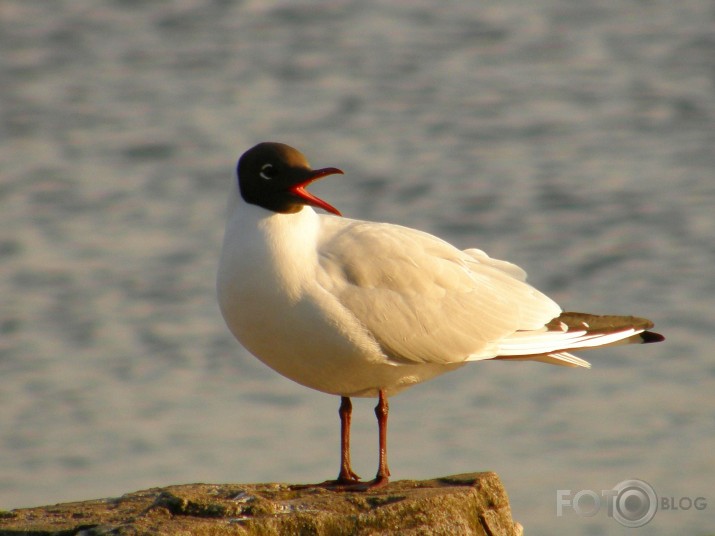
[327,391,390,489]
[371,389,390,487]
[336,396,361,483]
[291,392,390,491]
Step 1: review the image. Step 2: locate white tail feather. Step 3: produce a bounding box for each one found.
[498,352,592,368]
[494,328,639,356]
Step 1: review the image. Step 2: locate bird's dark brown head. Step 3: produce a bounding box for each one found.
[237,142,343,216]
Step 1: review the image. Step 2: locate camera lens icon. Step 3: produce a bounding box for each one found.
[611,479,657,528]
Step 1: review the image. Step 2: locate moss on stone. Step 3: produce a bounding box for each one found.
[0,472,522,535]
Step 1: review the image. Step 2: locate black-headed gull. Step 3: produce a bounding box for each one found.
[217,142,664,489]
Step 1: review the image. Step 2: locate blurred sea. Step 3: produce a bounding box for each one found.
[1,1,713,534]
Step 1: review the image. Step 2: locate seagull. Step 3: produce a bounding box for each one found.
[217,142,664,489]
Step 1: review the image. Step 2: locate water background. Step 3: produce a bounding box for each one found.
[1,1,714,534]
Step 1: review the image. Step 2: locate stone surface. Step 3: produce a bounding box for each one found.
[0,472,522,535]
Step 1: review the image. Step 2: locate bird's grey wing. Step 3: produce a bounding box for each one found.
[315,219,561,365]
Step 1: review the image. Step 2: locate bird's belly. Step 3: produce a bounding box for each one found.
[220,284,459,397]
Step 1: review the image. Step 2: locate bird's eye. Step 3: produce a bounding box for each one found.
[259,163,274,181]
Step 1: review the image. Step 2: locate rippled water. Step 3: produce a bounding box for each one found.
[1,1,713,534]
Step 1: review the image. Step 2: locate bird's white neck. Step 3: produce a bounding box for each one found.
[220,198,322,307]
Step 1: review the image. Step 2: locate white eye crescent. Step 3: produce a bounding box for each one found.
[259,163,274,181]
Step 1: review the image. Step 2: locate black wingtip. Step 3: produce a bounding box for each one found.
[641,331,665,343]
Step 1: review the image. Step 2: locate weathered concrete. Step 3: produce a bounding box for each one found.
[0,472,522,535]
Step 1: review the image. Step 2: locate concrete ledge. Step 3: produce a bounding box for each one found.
[0,472,522,535]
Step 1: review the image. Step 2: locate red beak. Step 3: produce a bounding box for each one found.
[290,167,344,216]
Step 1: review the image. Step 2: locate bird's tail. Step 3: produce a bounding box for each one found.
[492,312,664,368]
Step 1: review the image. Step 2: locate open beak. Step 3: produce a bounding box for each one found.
[290,167,344,216]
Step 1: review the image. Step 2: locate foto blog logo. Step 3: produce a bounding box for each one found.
[556,479,707,528]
